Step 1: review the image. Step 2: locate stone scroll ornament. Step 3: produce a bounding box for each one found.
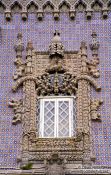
[9,31,102,170]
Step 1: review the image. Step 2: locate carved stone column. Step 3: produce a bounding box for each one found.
[22,42,36,165]
[79,42,91,166]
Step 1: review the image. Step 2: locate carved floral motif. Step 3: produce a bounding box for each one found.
[36,72,77,96]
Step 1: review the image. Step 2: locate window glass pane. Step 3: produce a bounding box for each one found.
[58,101,69,137]
[44,101,55,137]
[37,97,76,138]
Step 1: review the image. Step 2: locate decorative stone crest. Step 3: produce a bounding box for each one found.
[36,72,77,96]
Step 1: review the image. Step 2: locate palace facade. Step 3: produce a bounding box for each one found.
[0,0,111,174]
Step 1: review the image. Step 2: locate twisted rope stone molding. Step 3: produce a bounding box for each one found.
[0,0,111,21]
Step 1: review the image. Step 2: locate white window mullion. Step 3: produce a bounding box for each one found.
[40,99,44,137]
[54,99,58,137]
[56,99,59,137]
[69,99,73,137]
[42,99,45,137]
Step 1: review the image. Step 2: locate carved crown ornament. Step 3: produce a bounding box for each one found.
[9,30,103,172]
[0,0,111,21]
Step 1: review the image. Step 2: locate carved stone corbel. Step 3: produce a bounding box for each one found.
[21,9,28,21]
[85,7,93,20]
[69,10,76,20]
[53,10,60,20]
[102,6,108,19]
[37,11,43,21]
[5,9,12,21]
[45,153,65,175]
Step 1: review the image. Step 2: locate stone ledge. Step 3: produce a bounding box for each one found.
[0,168,111,175]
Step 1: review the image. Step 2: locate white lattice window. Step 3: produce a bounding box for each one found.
[38,97,76,138]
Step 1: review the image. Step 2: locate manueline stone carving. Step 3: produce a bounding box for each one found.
[90,99,103,120]
[45,153,65,175]
[9,31,102,171]
[36,72,77,96]
[49,30,64,58]
[87,58,100,78]
[1,0,111,21]
[13,33,24,80]
[9,99,23,124]
[13,58,25,80]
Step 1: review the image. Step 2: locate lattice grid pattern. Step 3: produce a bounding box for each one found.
[44,101,55,137]
[38,97,75,138]
[58,101,69,137]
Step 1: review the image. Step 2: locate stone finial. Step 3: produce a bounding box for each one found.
[49,30,64,58]
[26,41,33,51]
[25,41,33,74]
[80,41,88,74]
[14,33,24,54]
[13,33,25,80]
[80,41,87,55]
[90,32,99,56]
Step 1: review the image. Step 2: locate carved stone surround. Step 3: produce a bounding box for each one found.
[9,31,103,174]
[0,0,111,21]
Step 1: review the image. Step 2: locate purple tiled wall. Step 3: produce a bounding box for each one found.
[0,12,111,168]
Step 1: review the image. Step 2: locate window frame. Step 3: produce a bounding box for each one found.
[38,96,76,138]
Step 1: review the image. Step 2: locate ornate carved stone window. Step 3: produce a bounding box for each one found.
[9,30,102,173]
